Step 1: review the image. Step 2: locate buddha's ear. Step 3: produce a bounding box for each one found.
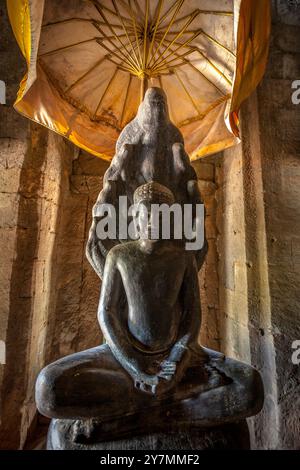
[133,218,140,239]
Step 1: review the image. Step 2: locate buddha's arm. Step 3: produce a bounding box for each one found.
[86,171,118,278]
[98,251,157,386]
[166,256,202,366]
[186,179,208,270]
[156,255,203,388]
[86,146,134,278]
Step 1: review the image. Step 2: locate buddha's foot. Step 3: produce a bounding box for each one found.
[71,418,101,443]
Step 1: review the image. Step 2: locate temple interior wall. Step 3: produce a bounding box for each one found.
[0,0,299,450]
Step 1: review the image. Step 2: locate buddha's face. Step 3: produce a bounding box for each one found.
[136,201,162,240]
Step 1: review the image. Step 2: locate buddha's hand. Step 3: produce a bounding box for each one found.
[152,359,182,397]
[134,374,159,395]
[154,343,191,396]
[158,360,177,381]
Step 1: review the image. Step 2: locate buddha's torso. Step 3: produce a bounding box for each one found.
[115,242,188,353]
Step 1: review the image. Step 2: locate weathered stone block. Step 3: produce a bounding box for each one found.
[192,161,214,181]
[198,180,217,197]
[0,193,19,227]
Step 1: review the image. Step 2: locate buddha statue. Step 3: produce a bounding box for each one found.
[35,89,263,449]
[36,182,263,449]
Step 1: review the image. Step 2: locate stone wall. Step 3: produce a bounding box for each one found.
[0,4,109,448]
[46,151,106,361]
[193,159,220,351]
[253,3,300,449]
[0,2,31,448]
[216,1,300,449]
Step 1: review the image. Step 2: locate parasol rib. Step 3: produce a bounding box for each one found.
[120,74,133,126]
[150,36,194,74]
[95,39,138,74]
[90,0,131,24]
[116,0,138,17]
[151,9,200,69]
[196,49,232,86]
[43,18,94,27]
[153,48,198,73]
[147,0,164,65]
[201,94,231,117]
[195,10,233,16]
[111,0,141,69]
[103,57,138,73]
[185,61,225,95]
[93,26,139,72]
[65,56,108,93]
[64,35,141,93]
[200,30,235,58]
[153,32,233,87]
[39,38,100,57]
[147,0,163,65]
[173,68,202,117]
[161,29,236,58]
[127,0,143,66]
[176,93,231,127]
[155,0,185,30]
[170,9,233,26]
[154,38,226,95]
[143,0,150,69]
[94,33,129,41]
[42,18,127,30]
[152,30,202,71]
[92,2,140,71]
[150,0,164,29]
[133,0,144,18]
[156,9,197,33]
[94,67,119,118]
[148,0,185,68]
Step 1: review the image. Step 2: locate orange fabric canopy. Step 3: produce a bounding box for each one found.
[7,0,271,161]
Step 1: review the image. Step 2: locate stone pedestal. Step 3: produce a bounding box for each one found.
[40,348,264,451]
[47,419,250,450]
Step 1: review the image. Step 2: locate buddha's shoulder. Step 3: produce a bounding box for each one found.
[182,249,198,264]
[107,241,140,260]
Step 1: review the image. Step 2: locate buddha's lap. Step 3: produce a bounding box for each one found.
[38,343,212,408]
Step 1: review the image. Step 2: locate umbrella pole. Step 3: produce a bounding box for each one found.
[140,76,148,102]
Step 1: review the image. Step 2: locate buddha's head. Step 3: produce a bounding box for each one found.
[133,181,175,240]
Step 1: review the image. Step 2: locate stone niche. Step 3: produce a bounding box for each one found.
[0,0,299,450]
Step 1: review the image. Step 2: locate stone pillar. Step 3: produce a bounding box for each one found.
[0,118,75,448]
[251,2,300,448]
[193,159,221,351]
[47,151,106,360]
[0,6,106,449]
[216,1,300,449]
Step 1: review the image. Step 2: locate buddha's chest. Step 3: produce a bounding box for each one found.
[123,254,184,301]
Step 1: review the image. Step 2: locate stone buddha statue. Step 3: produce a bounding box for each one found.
[35,89,264,450]
[36,183,204,414]
[36,181,263,449]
